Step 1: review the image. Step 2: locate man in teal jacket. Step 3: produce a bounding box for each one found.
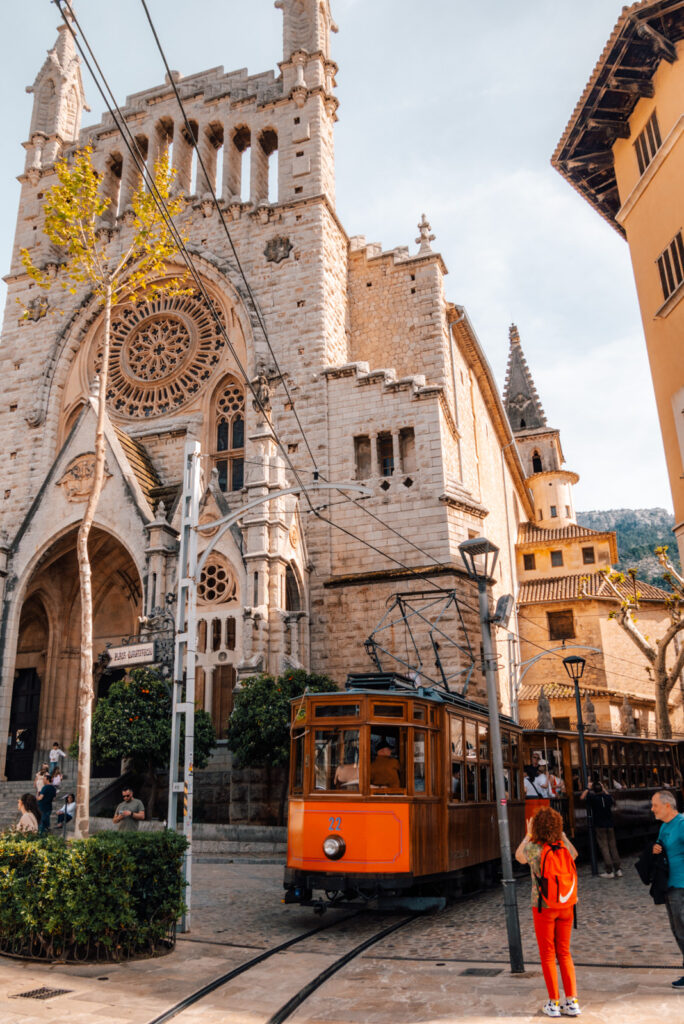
[652,790,684,989]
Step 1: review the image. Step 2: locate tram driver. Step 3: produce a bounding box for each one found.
[370,736,401,788]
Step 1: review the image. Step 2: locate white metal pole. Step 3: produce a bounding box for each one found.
[168,439,201,933]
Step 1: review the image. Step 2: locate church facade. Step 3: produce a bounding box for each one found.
[0,2,535,782]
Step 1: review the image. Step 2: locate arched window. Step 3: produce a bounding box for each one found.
[212,376,245,492]
[35,79,56,134]
[285,566,300,611]
[227,126,251,202]
[532,450,543,474]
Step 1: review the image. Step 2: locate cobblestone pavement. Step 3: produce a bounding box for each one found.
[0,853,682,1024]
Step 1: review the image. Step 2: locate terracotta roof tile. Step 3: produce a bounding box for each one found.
[518,682,656,707]
[518,523,612,544]
[518,570,670,605]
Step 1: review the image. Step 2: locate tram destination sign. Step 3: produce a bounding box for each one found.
[105,642,156,667]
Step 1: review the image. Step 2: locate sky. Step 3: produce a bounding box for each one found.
[0,0,672,513]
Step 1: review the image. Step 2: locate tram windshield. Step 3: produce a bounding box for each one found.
[314,728,360,792]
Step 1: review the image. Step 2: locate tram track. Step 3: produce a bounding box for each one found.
[145,911,416,1024]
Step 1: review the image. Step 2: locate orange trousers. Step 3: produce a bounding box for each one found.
[532,906,577,1002]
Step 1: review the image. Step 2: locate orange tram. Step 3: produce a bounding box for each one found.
[283,673,683,909]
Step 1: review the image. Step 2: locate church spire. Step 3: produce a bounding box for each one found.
[24,10,87,173]
[503,323,547,432]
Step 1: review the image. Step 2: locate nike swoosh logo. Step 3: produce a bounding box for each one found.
[559,879,576,903]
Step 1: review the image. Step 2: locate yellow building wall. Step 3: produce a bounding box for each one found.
[612,41,684,561]
[516,538,613,581]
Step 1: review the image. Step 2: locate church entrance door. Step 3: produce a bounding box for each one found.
[6,668,42,781]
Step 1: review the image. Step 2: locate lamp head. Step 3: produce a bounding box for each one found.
[563,654,586,683]
[458,536,500,582]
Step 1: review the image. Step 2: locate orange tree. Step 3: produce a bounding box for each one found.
[92,668,215,817]
[21,146,188,836]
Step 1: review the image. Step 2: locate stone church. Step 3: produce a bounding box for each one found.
[0,2,537,783]
[0,2,676,788]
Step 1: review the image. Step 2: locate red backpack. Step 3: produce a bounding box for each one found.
[536,842,578,914]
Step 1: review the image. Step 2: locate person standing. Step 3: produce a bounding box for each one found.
[113,788,145,831]
[652,789,684,989]
[580,781,621,878]
[515,806,581,1017]
[49,742,66,770]
[36,776,57,836]
[16,793,39,832]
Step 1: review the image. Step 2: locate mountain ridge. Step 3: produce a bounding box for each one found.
[576,507,680,586]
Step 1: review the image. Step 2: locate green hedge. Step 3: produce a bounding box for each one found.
[0,830,187,961]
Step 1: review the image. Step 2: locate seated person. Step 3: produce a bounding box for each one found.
[334,759,359,788]
[370,742,401,788]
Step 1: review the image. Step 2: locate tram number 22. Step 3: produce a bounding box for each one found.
[328,816,342,831]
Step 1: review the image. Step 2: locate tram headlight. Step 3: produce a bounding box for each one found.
[322,834,346,860]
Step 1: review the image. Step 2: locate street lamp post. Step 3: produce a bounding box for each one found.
[459,536,524,975]
[562,655,598,876]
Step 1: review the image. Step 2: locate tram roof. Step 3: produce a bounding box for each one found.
[338,671,519,727]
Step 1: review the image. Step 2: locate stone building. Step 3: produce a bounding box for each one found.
[552,0,684,565]
[503,326,682,737]
[0,3,534,782]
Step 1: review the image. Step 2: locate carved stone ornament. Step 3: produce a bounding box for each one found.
[264,236,293,264]
[289,523,299,549]
[57,453,112,503]
[21,296,49,323]
[92,291,227,419]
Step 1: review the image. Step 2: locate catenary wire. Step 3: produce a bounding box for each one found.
[53,3,671,692]
[137,0,320,474]
[53,0,319,517]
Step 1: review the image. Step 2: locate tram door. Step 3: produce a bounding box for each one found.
[6,668,41,781]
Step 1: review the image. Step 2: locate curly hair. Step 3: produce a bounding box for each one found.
[19,793,40,819]
[530,806,563,845]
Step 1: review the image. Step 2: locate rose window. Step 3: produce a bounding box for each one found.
[93,291,227,418]
[198,559,237,604]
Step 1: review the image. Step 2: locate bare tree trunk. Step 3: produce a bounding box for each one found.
[655,672,673,740]
[75,283,112,839]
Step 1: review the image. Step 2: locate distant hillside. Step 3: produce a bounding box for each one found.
[576,508,680,586]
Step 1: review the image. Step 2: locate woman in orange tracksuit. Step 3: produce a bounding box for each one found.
[515,806,581,1018]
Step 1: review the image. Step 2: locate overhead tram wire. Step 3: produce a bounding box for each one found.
[54,0,318,515]
[52,4,662,690]
[137,0,319,474]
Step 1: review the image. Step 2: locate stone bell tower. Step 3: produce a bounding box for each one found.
[24,11,87,176]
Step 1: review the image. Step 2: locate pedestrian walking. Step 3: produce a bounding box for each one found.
[515,806,581,1017]
[651,789,684,989]
[580,781,621,878]
[49,742,66,770]
[113,788,145,831]
[36,776,57,836]
[16,793,39,833]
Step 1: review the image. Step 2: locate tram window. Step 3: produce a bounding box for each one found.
[501,731,510,762]
[571,769,581,793]
[413,731,426,793]
[479,762,490,801]
[430,732,438,794]
[430,708,438,724]
[502,766,510,798]
[451,762,463,801]
[373,703,405,719]
[314,728,359,791]
[478,724,489,761]
[370,728,406,790]
[569,741,579,768]
[291,731,304,794]
[465,721,477,761]
[413,705,425,721]
[466,762,477,801]
[510,732,519,769]
[451,716,463,758]
[314,704,360,718]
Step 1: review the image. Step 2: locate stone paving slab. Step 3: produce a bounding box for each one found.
[0,854,681,1023]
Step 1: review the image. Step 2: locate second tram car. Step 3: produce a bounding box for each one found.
[284,673,525,907]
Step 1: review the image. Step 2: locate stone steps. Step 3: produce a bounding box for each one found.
[0,777,118,831]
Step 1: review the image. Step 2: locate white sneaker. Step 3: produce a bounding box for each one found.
[561,997,581,1016]
[543,1001,562,1018]
[615,869,623,877]
[599,871,615,878]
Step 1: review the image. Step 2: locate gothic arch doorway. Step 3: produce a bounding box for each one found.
[8,527,142,780]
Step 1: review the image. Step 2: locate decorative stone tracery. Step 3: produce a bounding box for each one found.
[92,291,227,418]
[198,554,238,605]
